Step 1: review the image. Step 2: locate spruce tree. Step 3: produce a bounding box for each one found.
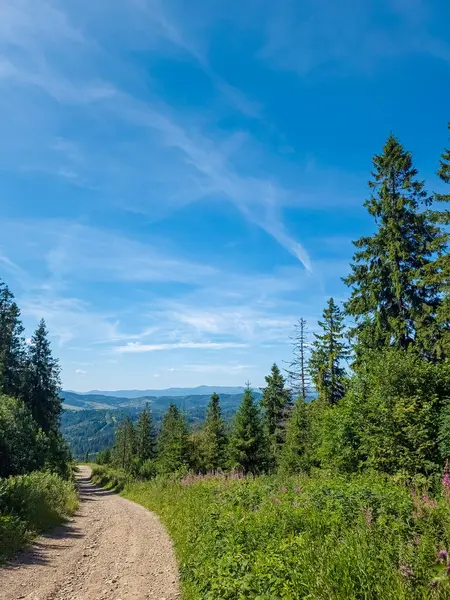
[229,386,267,474]
[278,396,310,475]
[0,281,26,399]
[113,416,135,471]
[426,124,450,356]
[156,403,189,474]
[25,319,62,432]
[344,134,445,358]
[285,318,311,398]
[437,123,450,197]
[309,298,349,405]
[261,363,291,461]
[203,392,227,471]
[136,403,156,462]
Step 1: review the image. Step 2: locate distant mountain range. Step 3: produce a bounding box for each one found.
[67,385,248,399]
[61,389,260,458]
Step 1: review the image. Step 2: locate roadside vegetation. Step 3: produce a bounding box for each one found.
[92,468,450,599]
[94,127,450,598]
[0,284,77,562]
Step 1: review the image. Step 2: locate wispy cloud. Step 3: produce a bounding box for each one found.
[2,0,441,391]
[174,363,252,374]
[257,0,450,75]
[20,295,119,348]
[115,341,247,353]
[106,0,262,117]
[0,219,217,287]
[113,94,312,270]
[0,0,312,270]
[75,369,87,374]
[164,305,299,344]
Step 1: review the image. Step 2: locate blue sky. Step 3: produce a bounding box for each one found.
[0,0,449,391]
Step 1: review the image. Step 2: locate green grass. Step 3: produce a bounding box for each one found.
[0,470,78,562]
[92,465,450,599]
[90,464,131,492]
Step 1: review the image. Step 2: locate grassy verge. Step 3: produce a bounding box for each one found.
[0,470,78,562]
[92,465,450,599]
[90,464,131,492]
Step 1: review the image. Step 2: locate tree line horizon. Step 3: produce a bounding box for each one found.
[98,124,450,478]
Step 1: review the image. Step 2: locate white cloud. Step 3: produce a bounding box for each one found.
[75,369,87,374]
[163,304,300,344]
[115,341,247,353]
[180,363,251,374]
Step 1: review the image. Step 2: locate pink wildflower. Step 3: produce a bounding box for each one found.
[399,564,414,577]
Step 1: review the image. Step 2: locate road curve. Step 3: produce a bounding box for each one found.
[0,465,180,600]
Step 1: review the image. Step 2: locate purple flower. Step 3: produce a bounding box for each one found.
[295,486,301,493]
[439,550,449,561]
[274,497,281,505]
[399,564,414,577]
[281,487,287,494]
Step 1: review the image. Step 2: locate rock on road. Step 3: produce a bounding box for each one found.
[0,465,180,600]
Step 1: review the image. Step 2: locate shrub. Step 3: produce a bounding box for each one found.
[90,464,131,492]
[0,471,78,562]
[0,515,29,561]
[0,395,47,477]
[318,350,450,476]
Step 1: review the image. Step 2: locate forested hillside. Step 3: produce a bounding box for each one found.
[62,392,258,458]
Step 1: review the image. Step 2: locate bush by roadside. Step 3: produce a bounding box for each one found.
[0,471,78,562]
[90,464,132,492]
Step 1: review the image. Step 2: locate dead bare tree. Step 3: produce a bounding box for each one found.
[284,318,311,399]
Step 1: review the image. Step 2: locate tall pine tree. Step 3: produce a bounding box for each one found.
[0,281,26,399]
[229,385,267,474]
[261,364,291,462]
[278,396,310,475]
[203,392,227,471]
[25,319,62,432]
[344,134,446,358]
[113,416,135,471]
[426,124,450,356]
[309,298,349,405]
[136,403,156,462]
[437,123,450,198]
[157,403,189,474]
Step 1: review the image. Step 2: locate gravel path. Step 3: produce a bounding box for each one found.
[0,466,180,600]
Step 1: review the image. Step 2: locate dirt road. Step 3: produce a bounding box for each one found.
[0,466,180,600]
